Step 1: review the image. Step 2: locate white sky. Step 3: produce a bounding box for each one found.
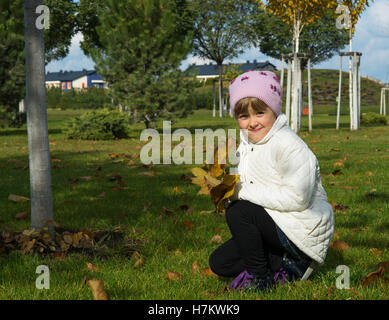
[46,0,389,83]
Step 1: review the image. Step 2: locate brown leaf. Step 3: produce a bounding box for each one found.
[203,268,218,278]
[8,194,29,203]
[376,261,389,271]
[86,279,109,300]
[86,262,98,271]
[166,271,183,281]
[52,251,66,260]
[360,267,385,287]
[63,234,73,245]
[192,261,201,274]
[98,192,106,198]
[210,235,223,244]
[15,212,28,220]
[210,174,239,213]
[200,210,214,214]
[370,248,383,256]
[138,171,155,176]
[183,221,194,230]
[162,207,173,216]
[330,240,351,251]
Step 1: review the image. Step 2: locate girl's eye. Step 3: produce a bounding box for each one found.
[239,114,248,119]
[257,112,264,115]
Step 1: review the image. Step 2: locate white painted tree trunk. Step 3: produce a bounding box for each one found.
[349,33,354,130]
[24,0,54,230]
[218,64,223,118]
[307,58,312,132]
[286,58,292,125]
[337,56,343,130]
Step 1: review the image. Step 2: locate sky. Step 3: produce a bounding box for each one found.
[46,0,389,83]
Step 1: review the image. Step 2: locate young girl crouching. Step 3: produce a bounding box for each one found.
[209,70,334,292]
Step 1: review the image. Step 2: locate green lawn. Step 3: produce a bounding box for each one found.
[0,108,388,299]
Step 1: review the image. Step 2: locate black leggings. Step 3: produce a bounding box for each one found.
[209,200,287,277]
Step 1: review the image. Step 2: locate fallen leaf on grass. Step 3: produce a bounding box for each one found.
[183,221,194,230]
[8,194,29,203]
[200,210,214,214]
[370,248,383,256]
[162,207,173,216]
[52,251,66,260]
[210,235,223,244]
[203,268,218,278]
[192,261,201,274]
[86,279,109,300]
[138,171,155,176]
[360,266,385,287]
[15,212,28,220]
[86,262,99,271]
[166,271,183,281]
[330,240,351,251]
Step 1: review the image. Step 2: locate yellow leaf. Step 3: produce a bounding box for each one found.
[86,279,109,300]
[210,174,240,213]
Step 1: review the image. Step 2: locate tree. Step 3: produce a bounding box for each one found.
[24,0,54,230]
[252,9,349,68]
[257,0,338,132]
[189,0,259,117]
[0,0,77,127]
[257,0,338,54]
[76,0,105,57]
[338,0,372,130]
[90,0,196,128]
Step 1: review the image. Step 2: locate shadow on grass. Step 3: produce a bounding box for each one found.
[0,128,62,136]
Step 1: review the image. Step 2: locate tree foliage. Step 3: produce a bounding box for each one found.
[0,0,77,127]
[257,0,338,53]
[252,9,349,67]
[90,0,196,128]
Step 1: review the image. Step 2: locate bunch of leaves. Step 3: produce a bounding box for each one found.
[190,137,239,213]
[0,224,141,259]
[360,112,387,126]
[64,108,131,140]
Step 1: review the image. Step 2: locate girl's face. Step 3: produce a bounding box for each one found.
[237,105,277,143]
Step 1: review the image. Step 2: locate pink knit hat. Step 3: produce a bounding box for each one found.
[228,70,282,117]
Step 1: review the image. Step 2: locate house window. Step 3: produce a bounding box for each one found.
[67,82,72,90]
[62,82,66,90]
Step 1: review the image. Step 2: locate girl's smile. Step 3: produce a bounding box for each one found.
[237,105,277,143]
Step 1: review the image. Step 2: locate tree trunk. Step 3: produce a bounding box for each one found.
[24,0,54,230]
[349,31,353,130]
[218,63,223,117]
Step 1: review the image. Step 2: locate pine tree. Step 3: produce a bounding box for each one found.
[90,0,196,128]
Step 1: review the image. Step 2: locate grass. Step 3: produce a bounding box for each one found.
[0,108,388,300]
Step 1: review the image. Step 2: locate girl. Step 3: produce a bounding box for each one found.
[209,70,334,292]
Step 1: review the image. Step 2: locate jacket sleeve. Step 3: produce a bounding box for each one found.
[238,144,318,212]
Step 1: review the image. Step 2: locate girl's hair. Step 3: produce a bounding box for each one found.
[233,97,271,118]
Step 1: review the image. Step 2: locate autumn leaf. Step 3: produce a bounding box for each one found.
[166,271,183,281]
[86,279,109,300]
[209,137,235,178]
[86,262,99,271]
[8,194,29,203]
[192,261,201,274]
[360,266,386,287]
[210,174,240,213]
[15,212,28,220]
[210,235,223,244]
[203,268,218,278]
[183,221,194,230]
[330,240,351,251]
[190,167,221,195]
[370,248,383,256]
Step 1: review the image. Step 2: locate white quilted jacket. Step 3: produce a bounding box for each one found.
[233,113,334,264]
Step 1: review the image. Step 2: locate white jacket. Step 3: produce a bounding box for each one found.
[233,113,334,264]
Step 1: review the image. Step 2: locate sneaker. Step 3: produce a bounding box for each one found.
[228,270,254,290]
[279,253,316,282]
[245,271,274,292]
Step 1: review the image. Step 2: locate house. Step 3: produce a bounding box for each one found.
[188,60,277,82]
[45,69,107,91]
